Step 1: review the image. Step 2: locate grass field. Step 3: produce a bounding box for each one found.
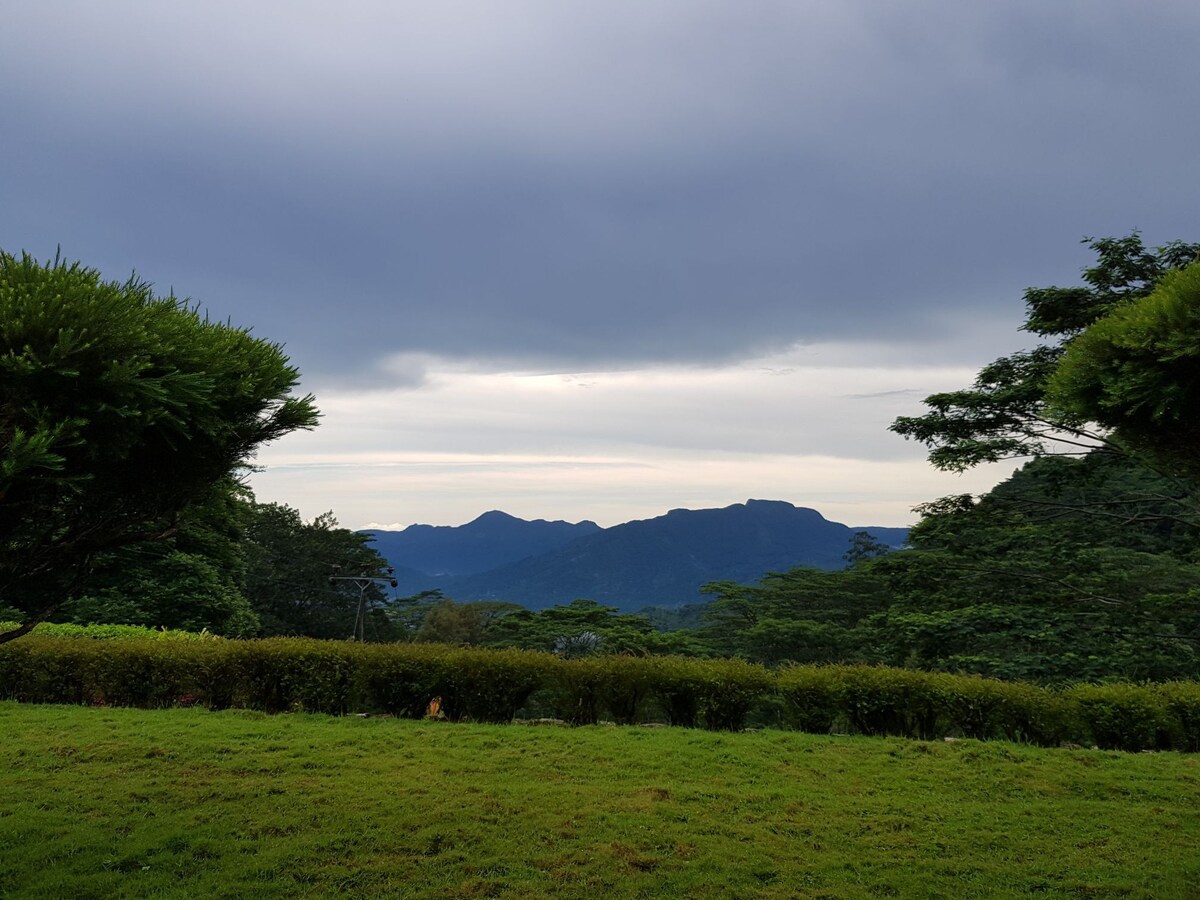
[2,702,1198,898]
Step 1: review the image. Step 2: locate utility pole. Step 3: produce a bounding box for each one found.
[329,568,398,641]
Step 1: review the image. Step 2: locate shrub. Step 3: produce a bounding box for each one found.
[356,643,441,718]
[776,665,841,734]
[691,657,774,731]
[84,639,208,708]
[832,666,940,739]
[1154,681,1200,752]
[1,633,1193,753]
[1067,683,1171,751]
[546,656,605,726]
[926,672,1055,743]
[596,655,662,725]
[0,637,95,704]
[994,680,1070,747]
[0,621,218,641]
[647,656,703,728]
[434,647,555,724]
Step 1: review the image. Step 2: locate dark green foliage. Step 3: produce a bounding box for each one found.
[1156,681,1200,752]
[61,479,260,636]
[776,665,841,734]
[1049,261,1200,482]
[0,251,318,640]
[927,672,1068,745]
[833,665,941,738]
[870,234,1200,692]
[3,632,1199,748]
[891,233,1200,473]
[432,647,555,724]
[700,566,889,665]
[687,656,774,731]
[241,502,396,640]
[870,453,1200,683]
[1066,683,1172,752]
[68,547,259,637]
[645,655,702,727]
[545,655,606,725]
[354,643,442,718]
[482,598,691,656]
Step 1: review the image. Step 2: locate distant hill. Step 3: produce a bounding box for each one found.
[364,511,602,576]
[366,500,907,611]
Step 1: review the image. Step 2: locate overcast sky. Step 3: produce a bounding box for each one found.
[3,1,1197,528]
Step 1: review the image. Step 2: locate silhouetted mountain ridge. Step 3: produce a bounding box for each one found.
[364,511,601,576]
[365,500,907,611]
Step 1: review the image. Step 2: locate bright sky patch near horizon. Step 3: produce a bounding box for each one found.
[3,2,1196,529]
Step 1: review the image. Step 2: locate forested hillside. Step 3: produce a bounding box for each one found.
[368,500,908,609]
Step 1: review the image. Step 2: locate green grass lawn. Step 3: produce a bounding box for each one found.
[1,702,1197,898]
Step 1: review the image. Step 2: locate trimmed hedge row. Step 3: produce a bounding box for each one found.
[0,621,220,641]
[2,635,1198,751]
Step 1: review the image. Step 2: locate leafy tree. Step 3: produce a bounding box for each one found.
[844,530,893,564]
[700,567,890,665]
[891,233,1199,472]
[0,250,319,642]
[242,503,396,640]
[484,598,695,656]
[413,598,494,645]
[1048,261,1200,483]
[868,455,1200,681]
[65,478,259,635]
[67,548,260,636]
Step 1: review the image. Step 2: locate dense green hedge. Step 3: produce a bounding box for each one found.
[0,621,220,641]
[2,633,1198,751]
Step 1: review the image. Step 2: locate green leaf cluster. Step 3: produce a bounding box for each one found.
[0,250,318,635]
[1048,260,1200,481]
[891,233,1200,471]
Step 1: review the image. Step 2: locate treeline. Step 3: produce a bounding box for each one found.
[0,483,401,642]
[12,412,1200,686]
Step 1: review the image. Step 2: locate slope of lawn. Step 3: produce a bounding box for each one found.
[1,702,1197,898]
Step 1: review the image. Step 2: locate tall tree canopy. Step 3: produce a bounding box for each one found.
[891,234,1200,472]
[1048,261,1200,483]
[0,251,319,642]
[243,503,396,640]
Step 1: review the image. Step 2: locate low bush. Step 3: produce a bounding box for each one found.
[647,656,703,727]
[0,621,218,641]
[689,657,774,731]
[929,672,1067,745]
[1067,683,1171,751]
[1155,681,1200,752]
[545,656,604,725]
[543,654,665,726]
[777,665,841,734]
[831,666,942,739]
[435,647,556,724]
[356,643,441,718]
[2,630,1198,750]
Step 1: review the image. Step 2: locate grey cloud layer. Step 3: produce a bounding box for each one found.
[3,1,1198,379]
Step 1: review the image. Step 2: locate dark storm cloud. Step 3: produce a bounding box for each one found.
[2,1,1197,381]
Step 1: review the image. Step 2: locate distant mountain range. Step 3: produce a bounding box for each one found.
[363,500,908,612]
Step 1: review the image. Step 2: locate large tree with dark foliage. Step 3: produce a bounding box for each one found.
[63,479,260,636]
[0,251,318,642]
[242,503,397,640]
[891,233,1200,473]
[682,237,1200,682]
[1048,260,1200,484]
